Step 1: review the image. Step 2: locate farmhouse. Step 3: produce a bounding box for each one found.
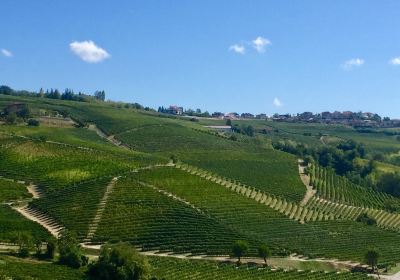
[166,105,183,115]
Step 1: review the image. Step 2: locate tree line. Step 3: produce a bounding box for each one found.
[0,85,106,102]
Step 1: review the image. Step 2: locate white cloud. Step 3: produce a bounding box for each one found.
[229,44,245,54]
[251,36,271,53]
[389,57,400,65]
[342,58,364,70]
[69,40,110,63]
[1,49,13,57]
[273,97,282,107]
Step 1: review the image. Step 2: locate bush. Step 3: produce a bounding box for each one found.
[28,119,40,126]
[356,213,377,226]
[88,243,150,280]
[58,231,87,268]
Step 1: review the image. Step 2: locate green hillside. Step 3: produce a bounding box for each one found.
[0,94,399,278]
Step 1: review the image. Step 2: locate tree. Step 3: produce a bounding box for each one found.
[258,244,271,265]
[9,231,34,258]
[225,119,232,126]
[0,85,13,95]
[5,112,17,124]
[58,231,88,268]
[365,249,380,277]
[377,173,400,197]
[28,119,40,126]
[232,240,248,263]
[94,90,106,101]
[46,237,57,259]
[88,243,150,280]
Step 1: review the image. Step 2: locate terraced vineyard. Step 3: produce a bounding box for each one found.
[137,167,400,264]
[30,177,112,239]
[1,94,400,278]
[0,205,50,242]
[0,178,31,202]
[0,135,157,194]
[150,257,373,280]
[309,165,396,208]
[93,175,255,255]
[116,123,305,202]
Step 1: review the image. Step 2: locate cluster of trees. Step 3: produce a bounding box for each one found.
[273,139,374,183]
[231,124,255,137]
[8,230,158,279]
[88,243,156,280]
[376,173,400,198]
[231,241,271,265]
[0,85,106,103]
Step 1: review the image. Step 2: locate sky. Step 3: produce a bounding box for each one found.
[1,1,400,118]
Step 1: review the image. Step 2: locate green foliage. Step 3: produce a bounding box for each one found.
[58,231,88,268]
[94,175,250,255]
[0,179,31,202]
[138,167,400,264]
[365,249,379,271]
[46,236,58,259]
[309,164,396,209]
[0,205,50,242]
[27,118,40,126]
[149,257,373,280]
[0,256,86,280]
[9,231,34,258]
[88,243,150,280]
[356,213,377,226]
[377,173,400,197]
[258,244,271,264]
[232,240,249,262]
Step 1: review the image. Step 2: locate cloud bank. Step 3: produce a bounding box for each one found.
[229,44,245,54]
[342,58,364,70]
[251,36,271,53]
[1,49,13,57]
[389,57,400,65]
[70,40,110,63]
[273,97,282,107]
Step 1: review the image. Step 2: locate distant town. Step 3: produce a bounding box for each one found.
[158,105,400,128]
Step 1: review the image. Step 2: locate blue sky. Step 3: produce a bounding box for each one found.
[1,1,400,118]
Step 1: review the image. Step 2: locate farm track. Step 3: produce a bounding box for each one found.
[298,160,317,206]
[138,181,207,215]
[14,206,64,238]
[87,124,130,149]
[83,177,119,243]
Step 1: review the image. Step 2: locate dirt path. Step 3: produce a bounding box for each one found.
[298,160,316,206]
[84,177,119,242]
[138,181,206,215]
[14,206,64,238]
[87,124,130,149]
[26,184,43,199]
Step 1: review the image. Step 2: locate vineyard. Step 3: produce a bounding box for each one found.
[1,94,400,278]
[137,167,400,264]
[0,178,31,202]
[0,135,157,194]
[0,256,86,280]
[150,257,373,280]
[0,205,50,242]
[93,175,255,255]
[309,164,397,208]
